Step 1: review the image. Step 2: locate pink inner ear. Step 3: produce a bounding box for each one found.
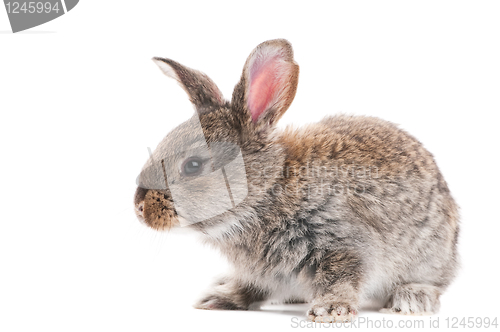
[248,56,287,122]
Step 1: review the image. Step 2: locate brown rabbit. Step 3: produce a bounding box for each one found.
[134,39,459,322]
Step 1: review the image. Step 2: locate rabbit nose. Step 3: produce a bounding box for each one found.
[137,202,144,216]
[134,187,149,220]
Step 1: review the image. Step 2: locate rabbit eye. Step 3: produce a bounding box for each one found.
[182,157,204,176]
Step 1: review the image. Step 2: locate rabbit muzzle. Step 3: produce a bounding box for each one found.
[134,186,179,230]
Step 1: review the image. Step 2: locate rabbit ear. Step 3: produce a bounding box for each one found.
[153,57,225,109]
[232,39,299,127]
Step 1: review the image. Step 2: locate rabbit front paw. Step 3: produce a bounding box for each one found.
[194,294,247,311]
[307,302,358,323]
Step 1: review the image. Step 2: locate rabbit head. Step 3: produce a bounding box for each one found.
[134,39,299,231]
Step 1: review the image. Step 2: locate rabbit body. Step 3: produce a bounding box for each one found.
[135,40,459,322]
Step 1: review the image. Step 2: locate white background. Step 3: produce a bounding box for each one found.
[1,1,499,331]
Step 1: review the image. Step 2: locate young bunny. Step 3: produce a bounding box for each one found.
[134,39,459,322]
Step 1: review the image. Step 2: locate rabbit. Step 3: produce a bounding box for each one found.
[134,39,460,322]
